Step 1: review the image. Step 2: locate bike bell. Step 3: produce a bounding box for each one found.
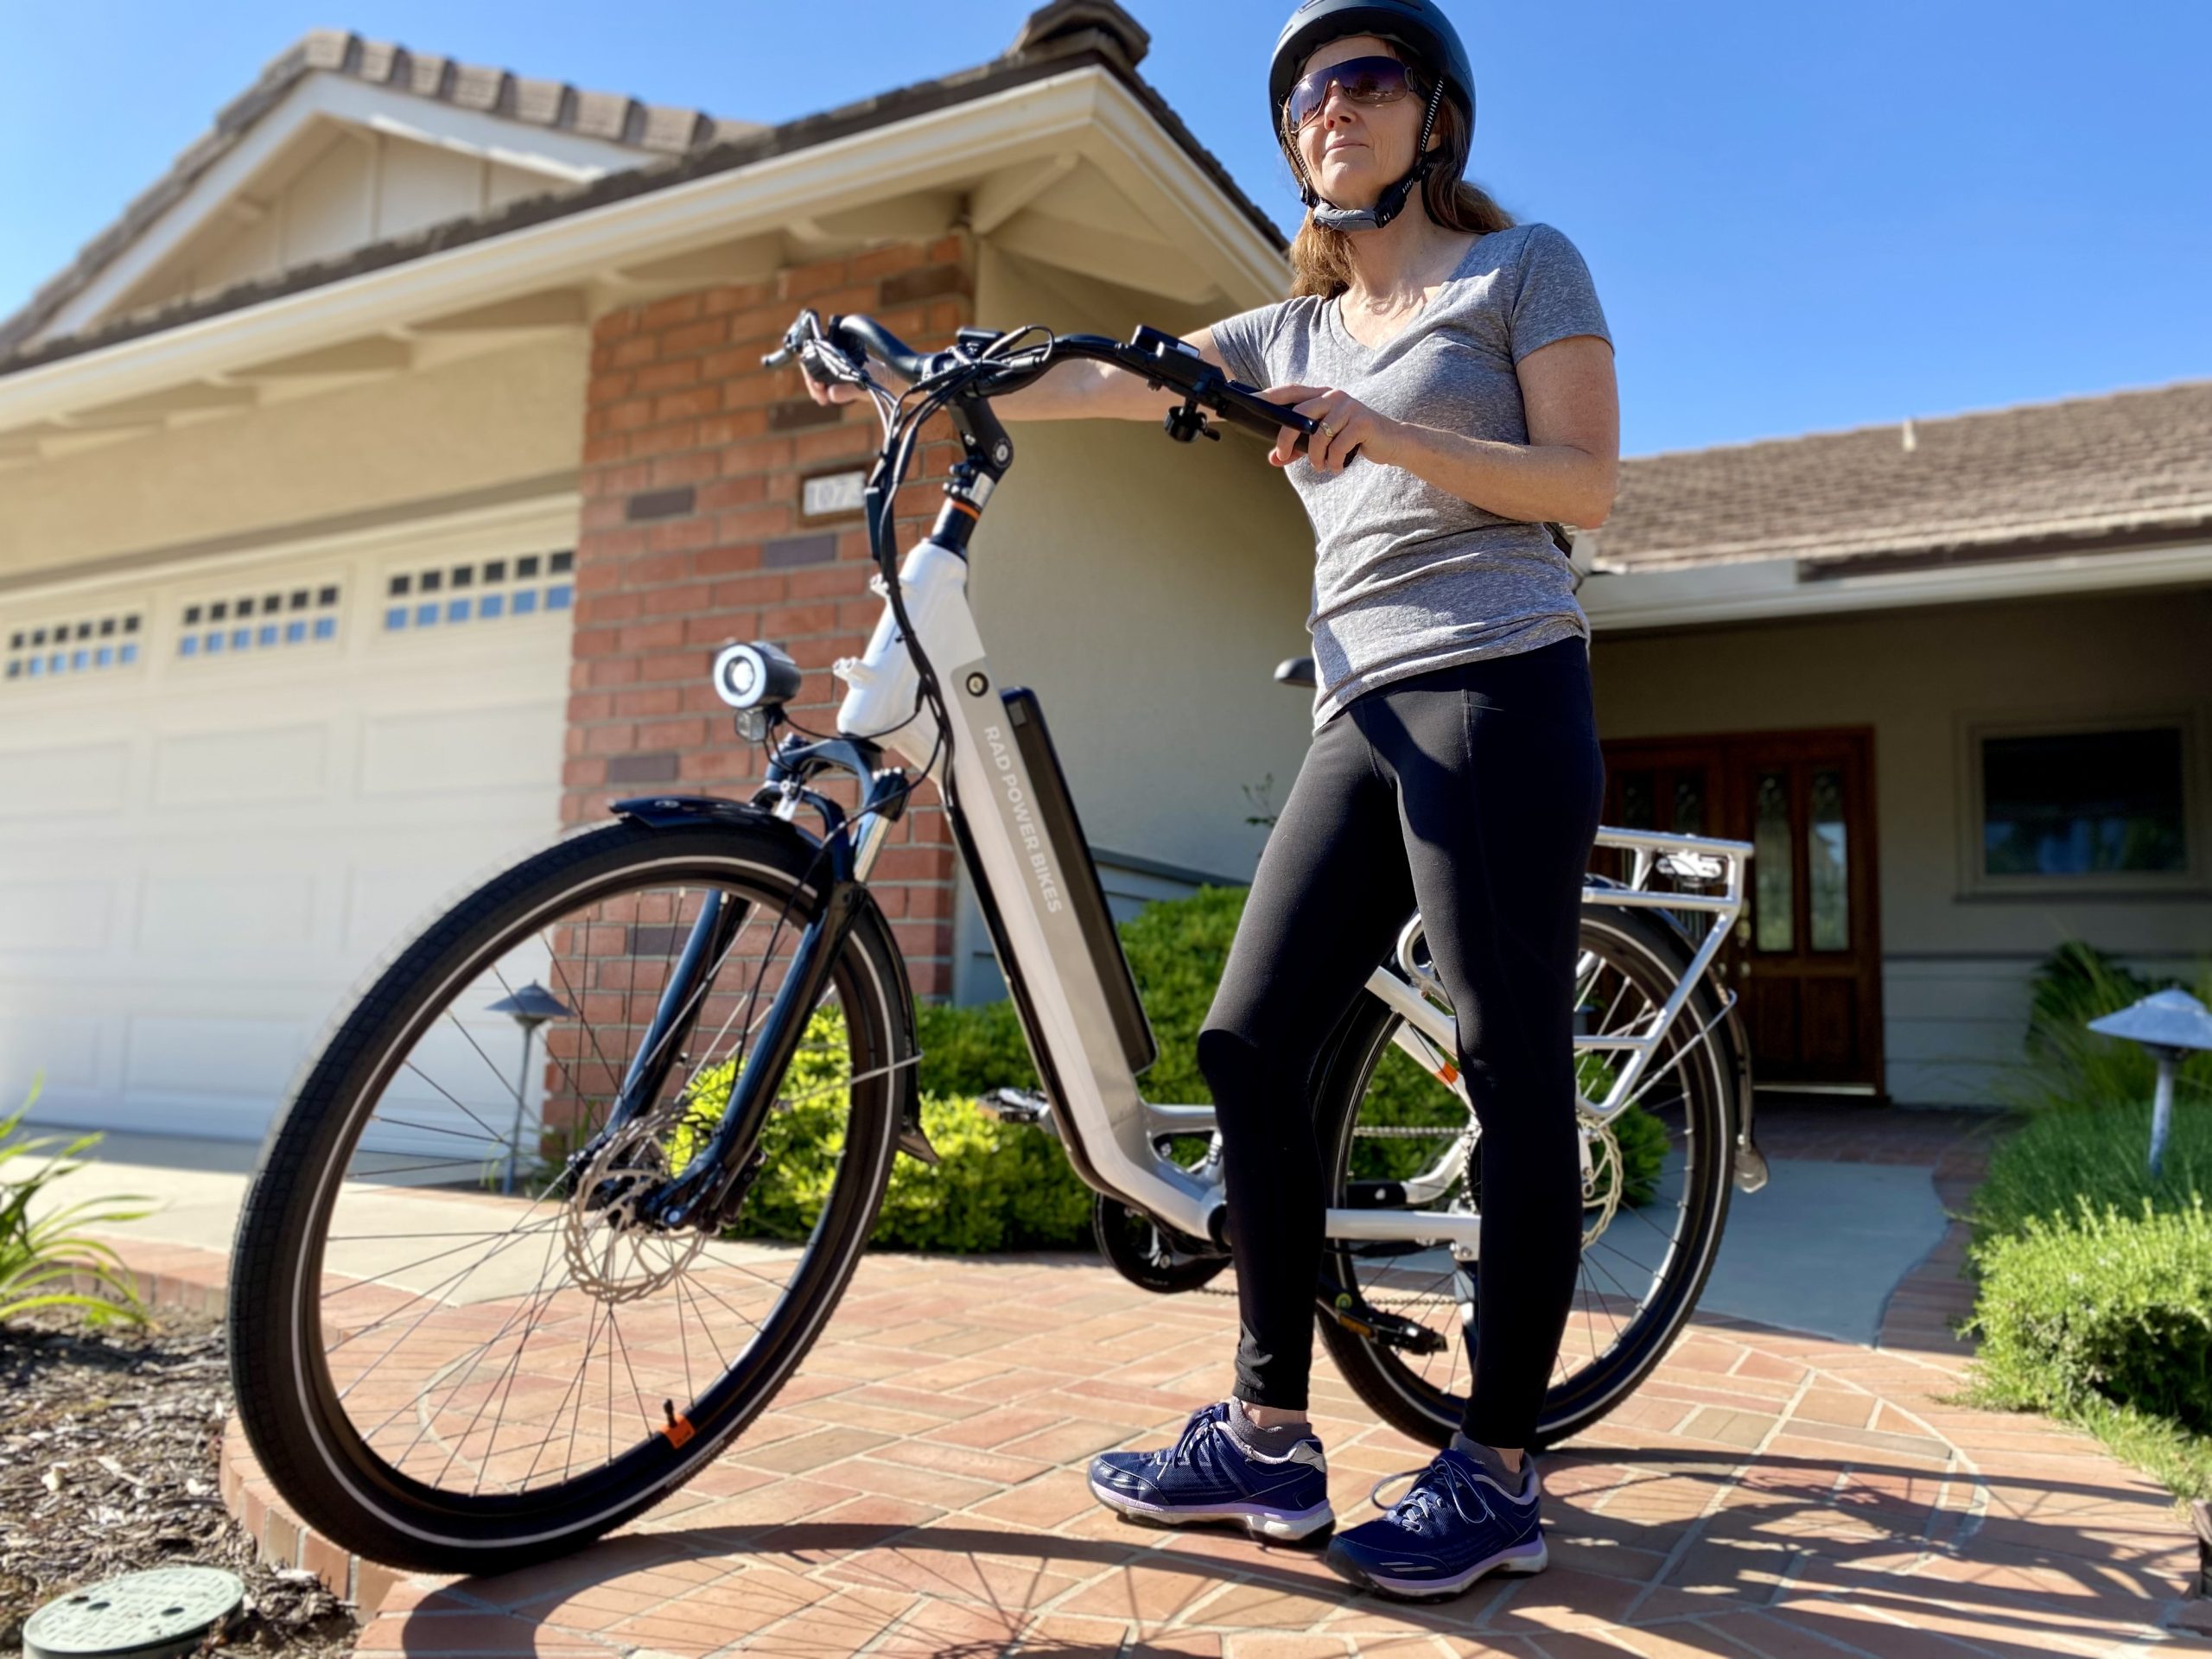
[1269,0,1477,233]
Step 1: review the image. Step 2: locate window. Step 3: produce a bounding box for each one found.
[177,582,340,658]
[1967,716,2198,891]
[4,607,144,681]
[380,552,574,632]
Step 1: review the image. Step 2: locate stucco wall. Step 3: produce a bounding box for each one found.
[971,246,1317,873]
[955,245,1318,1001]
[1592,583,2212,1103]
[0,334,586,586]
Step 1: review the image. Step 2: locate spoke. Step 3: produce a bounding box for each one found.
[489,951,605,1141]
[423,1223,569,1489]
[342,1155,507,1180]
[333,1214,569,1421]
[535,1294,608,1490]
[677,1257,772,1338]
[324,1215,563,1310]
[396,1050,524,1154]
[438,1009,533,1124]
[367,1110,520,1149]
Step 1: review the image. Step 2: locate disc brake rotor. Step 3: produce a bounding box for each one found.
[563,1107,709,1304]
[1578,1108,1624,1248]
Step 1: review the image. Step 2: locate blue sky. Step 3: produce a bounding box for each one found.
[3,1,2207,455]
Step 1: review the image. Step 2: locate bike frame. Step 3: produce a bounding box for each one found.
[626,317,1758,1259]
[809,540,1755,1259]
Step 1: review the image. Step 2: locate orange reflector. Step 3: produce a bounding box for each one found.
[662,1402,696,1448]
[1437,1063,1459,1084]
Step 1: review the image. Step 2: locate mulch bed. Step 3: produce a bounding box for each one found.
[1,1306,357,1659]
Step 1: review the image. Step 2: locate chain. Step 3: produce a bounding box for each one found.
[1351,1124,1473,1138]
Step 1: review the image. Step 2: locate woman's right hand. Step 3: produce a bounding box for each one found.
[802,364,864,407]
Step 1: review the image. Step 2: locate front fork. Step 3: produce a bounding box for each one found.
[569,740,911,1228]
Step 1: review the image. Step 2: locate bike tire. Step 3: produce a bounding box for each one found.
[1313,903,1738,1451]
[227,817,914,1572]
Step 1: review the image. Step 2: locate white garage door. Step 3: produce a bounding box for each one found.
[0,502,580,1144]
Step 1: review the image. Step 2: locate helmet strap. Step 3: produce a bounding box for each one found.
[1299,79,1446,235]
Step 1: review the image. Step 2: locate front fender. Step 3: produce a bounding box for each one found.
[608,793,939,1166]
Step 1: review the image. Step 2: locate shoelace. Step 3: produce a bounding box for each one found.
[1367,1454,1496,1535]
[1162,1406,1224,1468]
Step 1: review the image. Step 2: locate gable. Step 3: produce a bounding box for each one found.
[93,116,587,329]
[6,31,759,353]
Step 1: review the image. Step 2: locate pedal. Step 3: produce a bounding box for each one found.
[979,1086,1054,1131]
[1315,1274,1447,1355]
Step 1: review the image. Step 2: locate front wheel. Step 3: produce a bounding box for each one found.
[1313,904,1738,1451]
[227,817,914,1572]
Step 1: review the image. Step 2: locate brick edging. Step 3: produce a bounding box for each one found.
[64,1241,410,1618]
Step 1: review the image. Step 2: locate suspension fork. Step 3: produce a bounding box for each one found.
[606,887,753,1136]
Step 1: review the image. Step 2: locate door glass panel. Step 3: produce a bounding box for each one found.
[1618,770,1655,830]
[1809,767,1848,950]
[1753,769,1794,950]
[1670,772,1705,836]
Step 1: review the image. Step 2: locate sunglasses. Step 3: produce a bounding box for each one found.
[1283,54,1421,132]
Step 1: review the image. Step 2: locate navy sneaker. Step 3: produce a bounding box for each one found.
[1324,1447,1548,1599]
[1088,1400,1333,1541]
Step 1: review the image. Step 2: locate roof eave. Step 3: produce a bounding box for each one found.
[0,60,1290,436]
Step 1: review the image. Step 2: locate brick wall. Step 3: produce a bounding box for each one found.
[563,232,976,1001]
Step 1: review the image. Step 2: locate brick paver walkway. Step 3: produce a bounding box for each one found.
[106,1106,2209,1655]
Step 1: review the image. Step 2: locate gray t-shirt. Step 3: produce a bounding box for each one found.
[1210,221,1612,730]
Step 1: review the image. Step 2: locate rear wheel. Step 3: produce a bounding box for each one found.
[1314,904,1737,1450]
[227,817,913,1571]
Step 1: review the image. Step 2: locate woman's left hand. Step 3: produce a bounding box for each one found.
[1260,384,1402,475]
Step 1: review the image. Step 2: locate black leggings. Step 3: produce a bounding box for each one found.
[1198,636,1605,1446]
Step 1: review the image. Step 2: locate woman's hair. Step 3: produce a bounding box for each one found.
[1281,48,1514,299]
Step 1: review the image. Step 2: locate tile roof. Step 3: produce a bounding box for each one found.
[1599,378,2212,571]
[0,29,764,357]
[0,2,1283,379]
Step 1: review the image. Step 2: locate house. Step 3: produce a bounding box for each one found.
[0,2,1318,1141]
[2,1,2201,1144]
[1583,383,2212,1104]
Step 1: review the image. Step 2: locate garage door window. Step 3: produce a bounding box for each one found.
[5,609,143,679]
[383,550,574,631]
[178,584,340,657]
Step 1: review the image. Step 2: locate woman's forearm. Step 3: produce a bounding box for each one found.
[1372,421,1618,528]
[991,357,1184,423]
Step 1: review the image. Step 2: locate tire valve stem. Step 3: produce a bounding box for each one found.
[662,1401,696,1448]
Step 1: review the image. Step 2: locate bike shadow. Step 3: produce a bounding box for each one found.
[391,1446,2189,1657]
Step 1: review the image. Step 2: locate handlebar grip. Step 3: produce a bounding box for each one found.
[829,315,931,385]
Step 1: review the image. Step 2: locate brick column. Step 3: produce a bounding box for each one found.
[563,234,974,1001]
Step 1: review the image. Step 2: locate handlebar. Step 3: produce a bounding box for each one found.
[765,309,1324,454]
[763,309,1577,555]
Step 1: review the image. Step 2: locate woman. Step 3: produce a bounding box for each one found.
[810,0,1615,1603]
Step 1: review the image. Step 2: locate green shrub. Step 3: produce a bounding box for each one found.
[671,1005,1093,1252]
[913,996,1035,1100]
[674,886,1672,1252]
[1965,1197,2212,1440]
[1969,1100,2212,1260]
[0,1084,150,1326]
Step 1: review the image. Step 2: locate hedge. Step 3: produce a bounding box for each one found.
[1959,941,2212,1502]
[676,882,1666,1251]
[1967,1198,2212,1437]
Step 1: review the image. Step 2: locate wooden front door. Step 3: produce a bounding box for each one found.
[1601,728,1884,1095]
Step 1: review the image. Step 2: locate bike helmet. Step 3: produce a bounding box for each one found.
[1268,0,1477,232]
